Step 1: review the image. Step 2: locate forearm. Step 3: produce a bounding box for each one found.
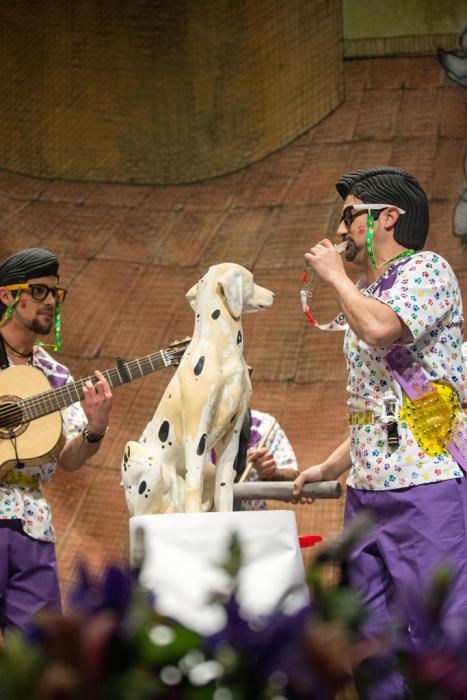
[58,433,103,472]
[332,274,403,346]
[320,436,352,480]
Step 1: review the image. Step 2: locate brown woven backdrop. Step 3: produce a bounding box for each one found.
[0,0,343,184]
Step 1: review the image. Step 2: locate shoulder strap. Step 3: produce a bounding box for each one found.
[0,335,9,370]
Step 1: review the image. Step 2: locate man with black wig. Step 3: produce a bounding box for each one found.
[0,247,112,634]
[294,167,466,699]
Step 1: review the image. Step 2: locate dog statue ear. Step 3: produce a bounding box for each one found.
[185,283,198,311]
[218,267,244,318]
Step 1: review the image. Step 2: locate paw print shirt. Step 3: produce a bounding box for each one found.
[345,251,465,491]
[0,346,87,542]
[238,409,298,511]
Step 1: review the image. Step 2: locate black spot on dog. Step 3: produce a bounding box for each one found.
[211,309,221,319]
[230,412,237,423]
[158,421,170,442]
[196,313,200,320]
[138,481,147,495]
[127,446,131,458]
[220,482,226,487]
[168,441,172,446]
[194,356,205,376]
[197,433,207,455]
[237,331,242,344]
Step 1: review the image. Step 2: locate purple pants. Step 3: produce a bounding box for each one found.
[344,477,467,699]
[0,520,61,633]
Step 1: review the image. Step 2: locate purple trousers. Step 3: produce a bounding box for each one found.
[344,477,467,700]
[0,520,61,633]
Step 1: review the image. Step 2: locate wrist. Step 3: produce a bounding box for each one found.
[82,424,108,444]
[316,463,332,480]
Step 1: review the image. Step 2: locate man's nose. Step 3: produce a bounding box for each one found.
[337,220,348,236]
[44,289,56,303]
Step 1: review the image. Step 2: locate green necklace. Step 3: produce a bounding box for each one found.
[366,211,416,270]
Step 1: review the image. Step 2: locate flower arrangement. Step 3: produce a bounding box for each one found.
[1,513,466,700]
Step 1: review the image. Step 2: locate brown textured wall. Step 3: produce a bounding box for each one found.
[0,0,343,184]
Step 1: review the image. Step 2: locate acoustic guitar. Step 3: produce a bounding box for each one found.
[0,338,190,479]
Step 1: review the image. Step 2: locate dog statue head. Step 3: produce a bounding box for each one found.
[186,263,274,319]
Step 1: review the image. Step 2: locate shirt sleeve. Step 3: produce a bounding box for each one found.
[376,253,459,341]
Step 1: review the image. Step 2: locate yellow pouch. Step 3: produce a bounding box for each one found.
[400,382,461,457]
[1,470,41,490]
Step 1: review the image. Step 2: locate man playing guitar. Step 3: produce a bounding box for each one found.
[0,247,112,634]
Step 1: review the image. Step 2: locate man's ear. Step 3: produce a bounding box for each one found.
[0,287,15,307]
[383,207,402,230]
[185,283,198,311]
[218,268,243,318]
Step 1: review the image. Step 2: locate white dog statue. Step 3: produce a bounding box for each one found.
[122,262,274,515]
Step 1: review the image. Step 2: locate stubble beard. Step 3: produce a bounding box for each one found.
[15,308,54,336]
[344,237,364,262]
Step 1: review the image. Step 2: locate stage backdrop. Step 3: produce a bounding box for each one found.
[0,0,343,184]
[343,0,467,57]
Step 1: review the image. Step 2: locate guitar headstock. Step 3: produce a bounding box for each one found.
[164,337,191,367]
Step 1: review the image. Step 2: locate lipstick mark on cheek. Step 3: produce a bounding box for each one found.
[357,225,365,234]
[20,302,27,308]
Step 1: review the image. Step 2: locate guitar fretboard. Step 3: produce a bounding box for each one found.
[18,351,169,423]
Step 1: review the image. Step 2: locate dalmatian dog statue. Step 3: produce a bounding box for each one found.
[122,262,274,515]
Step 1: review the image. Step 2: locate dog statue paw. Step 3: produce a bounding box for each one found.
[121,440,183,516]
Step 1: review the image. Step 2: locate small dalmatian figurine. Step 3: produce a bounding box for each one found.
[121,262,274,515]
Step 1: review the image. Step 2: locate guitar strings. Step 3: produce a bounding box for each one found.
[0,349,183,424]
[0,358,164,421]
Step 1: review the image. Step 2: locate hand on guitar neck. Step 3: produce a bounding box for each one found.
[58,369,112,472]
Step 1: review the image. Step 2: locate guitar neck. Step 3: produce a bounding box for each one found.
[20,350,169,422]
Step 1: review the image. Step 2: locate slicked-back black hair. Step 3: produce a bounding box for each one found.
[336,167,429,250]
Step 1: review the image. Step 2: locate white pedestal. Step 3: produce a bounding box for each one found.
[129,510,309,634]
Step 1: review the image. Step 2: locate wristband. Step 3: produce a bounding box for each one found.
[82,425,108,443]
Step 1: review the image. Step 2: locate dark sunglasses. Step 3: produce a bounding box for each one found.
[6,283,68,304]
[340,206,369,228]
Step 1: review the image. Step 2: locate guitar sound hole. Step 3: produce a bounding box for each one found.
[0,398,27,439]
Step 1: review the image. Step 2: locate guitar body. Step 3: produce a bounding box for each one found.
[0,365,63,480]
